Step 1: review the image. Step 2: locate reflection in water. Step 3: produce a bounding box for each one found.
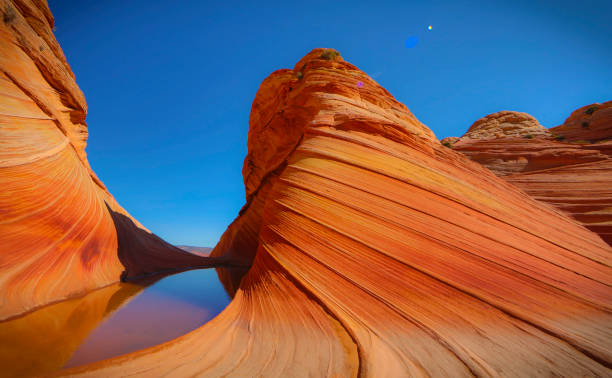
[0,282,144,378]
[65,269,231,368]
[0,268,233,377]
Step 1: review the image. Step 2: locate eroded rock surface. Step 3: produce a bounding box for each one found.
[63,49,612,377]
[463,110,551,140]
[0,0,216,320]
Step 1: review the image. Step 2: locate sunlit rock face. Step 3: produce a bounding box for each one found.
[448,108,612,245]
[65,48,612,376]
[463,111,551,140]
[0,0,213,320]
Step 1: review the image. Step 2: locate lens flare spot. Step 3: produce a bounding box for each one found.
[357,81,364,88]
[428,25,433,30]
[405,36,418,48]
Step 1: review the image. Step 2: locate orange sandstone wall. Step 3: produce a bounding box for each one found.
[0,0,213,321]
[64,49,612,376]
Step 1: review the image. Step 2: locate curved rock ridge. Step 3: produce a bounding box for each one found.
[447,107,612,245]
[64,48,612,376]
[0,0,220,321]
[463,110,551,140]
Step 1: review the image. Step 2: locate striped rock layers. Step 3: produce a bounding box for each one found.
[448,106,612,245]
[63,49,612,376]
[0,0,215,321]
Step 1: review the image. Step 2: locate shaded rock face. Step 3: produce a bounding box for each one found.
[67,48,612,376]
[448,108,612,245]
[0,0,214,320]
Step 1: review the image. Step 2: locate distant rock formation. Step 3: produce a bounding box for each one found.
[551,101,612,142]
[177,245,213,256]
[446,106,612,245]
[0,0,220,320]
[440,136,460,146]
[462,111,551,140]
[65,48,612,376]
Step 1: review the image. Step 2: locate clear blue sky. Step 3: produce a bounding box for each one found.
[49,0,612,247]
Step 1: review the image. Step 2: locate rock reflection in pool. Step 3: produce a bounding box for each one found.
[64,268,231,368]
[0,267,232,377]
[0,282,143,377]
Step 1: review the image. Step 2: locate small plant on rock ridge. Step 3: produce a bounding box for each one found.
[555,135,566,141]
[320,49,340,61]
[585,106,598,115]
[442,142,452,148]
[524,134,533,139]
[296,71,303,80]
[582,121,589,128]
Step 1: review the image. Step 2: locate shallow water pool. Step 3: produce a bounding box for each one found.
[0,268,231,377]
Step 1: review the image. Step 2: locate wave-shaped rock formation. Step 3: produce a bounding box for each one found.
[0,0,220,321]
[446,106,612,245]
[61,48,612,376]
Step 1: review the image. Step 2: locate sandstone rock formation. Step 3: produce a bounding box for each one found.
[551,101,612,142]
[462,111,551,140]
[440,136,459,146]
[61,49,612,376]
[0,0,220,321]
[448,108,612,245]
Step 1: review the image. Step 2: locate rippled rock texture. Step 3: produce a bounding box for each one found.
[462,111,551,140]
[0,0,215,321]
[61,48,612,376]
[448,106,612,246]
